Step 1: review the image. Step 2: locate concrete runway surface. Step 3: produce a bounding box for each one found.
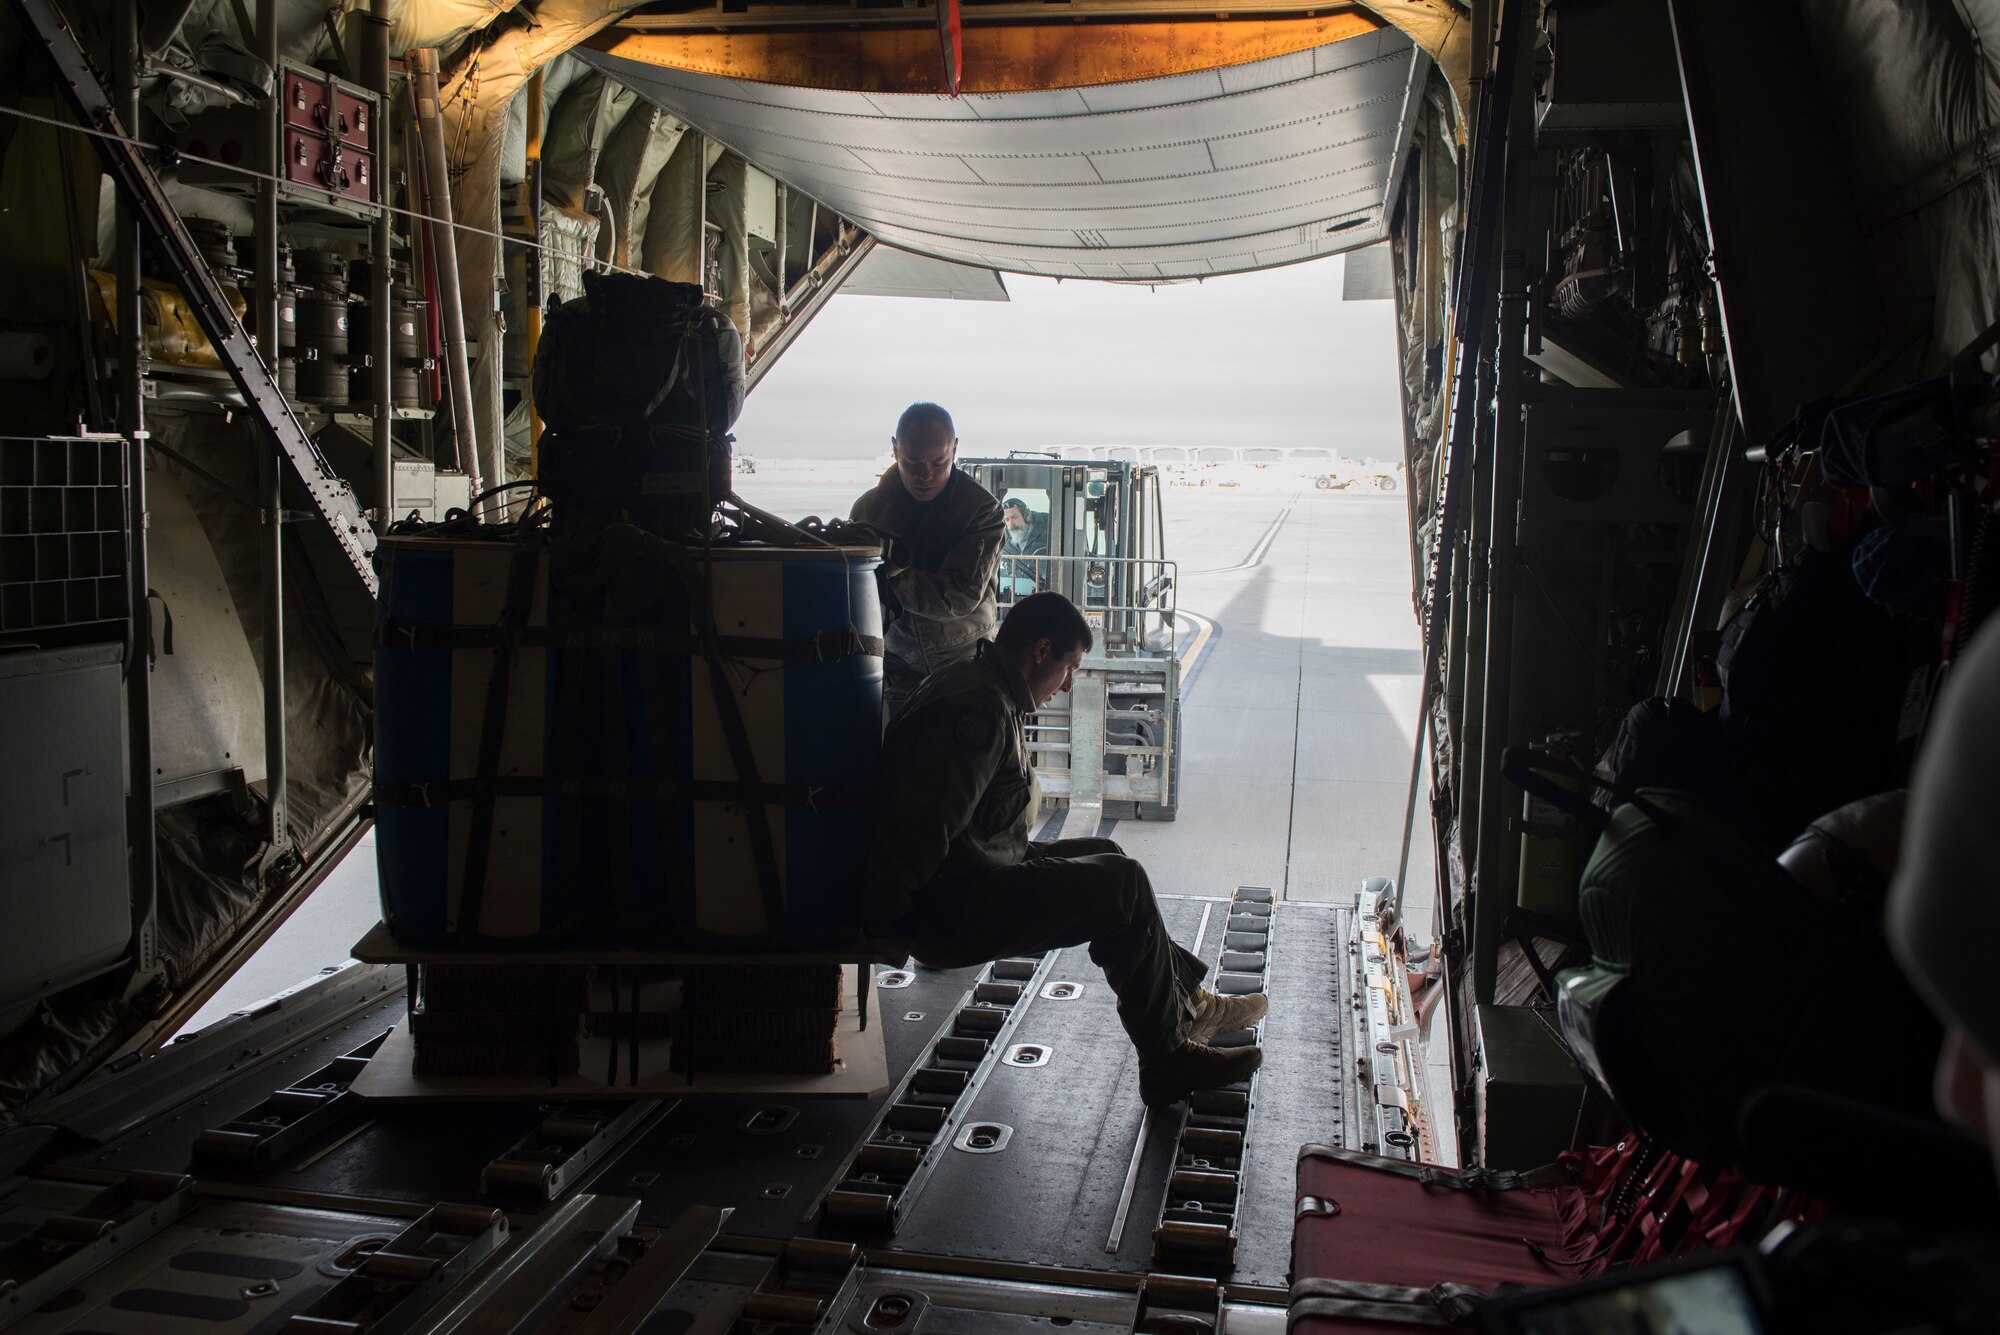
[180,479,1437,1031]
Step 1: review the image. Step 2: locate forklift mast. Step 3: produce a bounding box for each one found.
[961,458,1182,834]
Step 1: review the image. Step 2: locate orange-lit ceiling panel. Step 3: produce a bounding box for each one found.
[584,26,1428,281]
[591,14,1384,95]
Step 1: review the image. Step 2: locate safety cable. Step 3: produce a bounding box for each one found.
[0,98,706,279]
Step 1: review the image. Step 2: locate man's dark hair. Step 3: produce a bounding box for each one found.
[896,401,955,444]
[996,592,1093,656]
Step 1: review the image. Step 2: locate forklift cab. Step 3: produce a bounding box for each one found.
[963,458,1174,655]
[961,458,1181,824]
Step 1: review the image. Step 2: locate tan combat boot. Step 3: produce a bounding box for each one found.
[1138,1041,1264,1108]
[1185,988,1269,1045]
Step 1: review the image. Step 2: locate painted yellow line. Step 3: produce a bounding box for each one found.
[1177,610,1216,682]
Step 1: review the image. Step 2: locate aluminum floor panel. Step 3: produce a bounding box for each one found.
[14,1197,419,1334]
[650,1274,1130,1335]
[196,1101,562,1210]
[886,898,1218,1275]
[54,993,569,1214]
[606,963,986,1236]
[654,1252,1147,1335]
[60,963,985,1223]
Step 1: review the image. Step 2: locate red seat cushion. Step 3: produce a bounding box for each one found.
[1288,1141,1820,1331]
[1290,1145,1572,1294]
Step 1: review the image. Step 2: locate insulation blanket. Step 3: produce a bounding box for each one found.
[1804,0,2000,369]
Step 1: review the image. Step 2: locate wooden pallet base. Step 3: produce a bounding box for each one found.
[350,971,887,1102]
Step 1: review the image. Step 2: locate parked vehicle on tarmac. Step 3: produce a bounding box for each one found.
[1314,461,1404,491]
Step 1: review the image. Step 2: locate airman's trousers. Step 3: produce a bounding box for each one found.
[903,838,1206,1061]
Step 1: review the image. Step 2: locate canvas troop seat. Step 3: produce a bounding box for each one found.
[1287,1141,1819,1331]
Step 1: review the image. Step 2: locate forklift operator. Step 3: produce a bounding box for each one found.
[867,592,1266,1108]
[1000,497,1051,555]
[851,402,1006,719]
[997,497,1051,601]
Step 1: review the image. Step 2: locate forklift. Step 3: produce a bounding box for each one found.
[961,457,1182,829]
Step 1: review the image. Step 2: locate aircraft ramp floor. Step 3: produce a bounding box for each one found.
[12,897,1357,1329]
[603,896,1352,1291]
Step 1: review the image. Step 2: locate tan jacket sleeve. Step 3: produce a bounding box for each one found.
[888,511,1005,621]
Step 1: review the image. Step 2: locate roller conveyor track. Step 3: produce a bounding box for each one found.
[869,897,1351,1292]
[599,959,993,1238]
[42,987,577,1218]
[1152,887,1272,1273]
[885,904,1192,1276]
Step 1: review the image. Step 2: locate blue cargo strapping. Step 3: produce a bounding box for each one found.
[373,528,883,948]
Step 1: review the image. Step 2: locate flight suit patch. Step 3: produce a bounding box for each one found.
[954,709,997,751]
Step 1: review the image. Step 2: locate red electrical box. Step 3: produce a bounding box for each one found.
[184,65,381,220]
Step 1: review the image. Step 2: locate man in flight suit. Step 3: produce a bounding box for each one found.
[868,592,1266,1107]
[851,402,1005,719]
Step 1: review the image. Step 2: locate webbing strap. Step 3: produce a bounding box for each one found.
[375,776,869,809]
[1286,1278,1485,1329]
[1632,1160,1703,1264]
[456,534,544,934]
[549,572,596,939]
[1590,1145,1678,1261]
[662,324,785,931]
[659,544,789,931]
[636,610,691,940]
[601,630,635,936]
[1709,1178,1775,1250]
[1296,1143,1570,1193]
[1286,1298,1453,1328]
[379,620,884,663]
[640,307,702,422]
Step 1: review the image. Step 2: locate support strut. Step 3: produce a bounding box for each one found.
[8,0,379,594]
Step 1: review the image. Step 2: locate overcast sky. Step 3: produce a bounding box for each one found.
[733,254,1403,460]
